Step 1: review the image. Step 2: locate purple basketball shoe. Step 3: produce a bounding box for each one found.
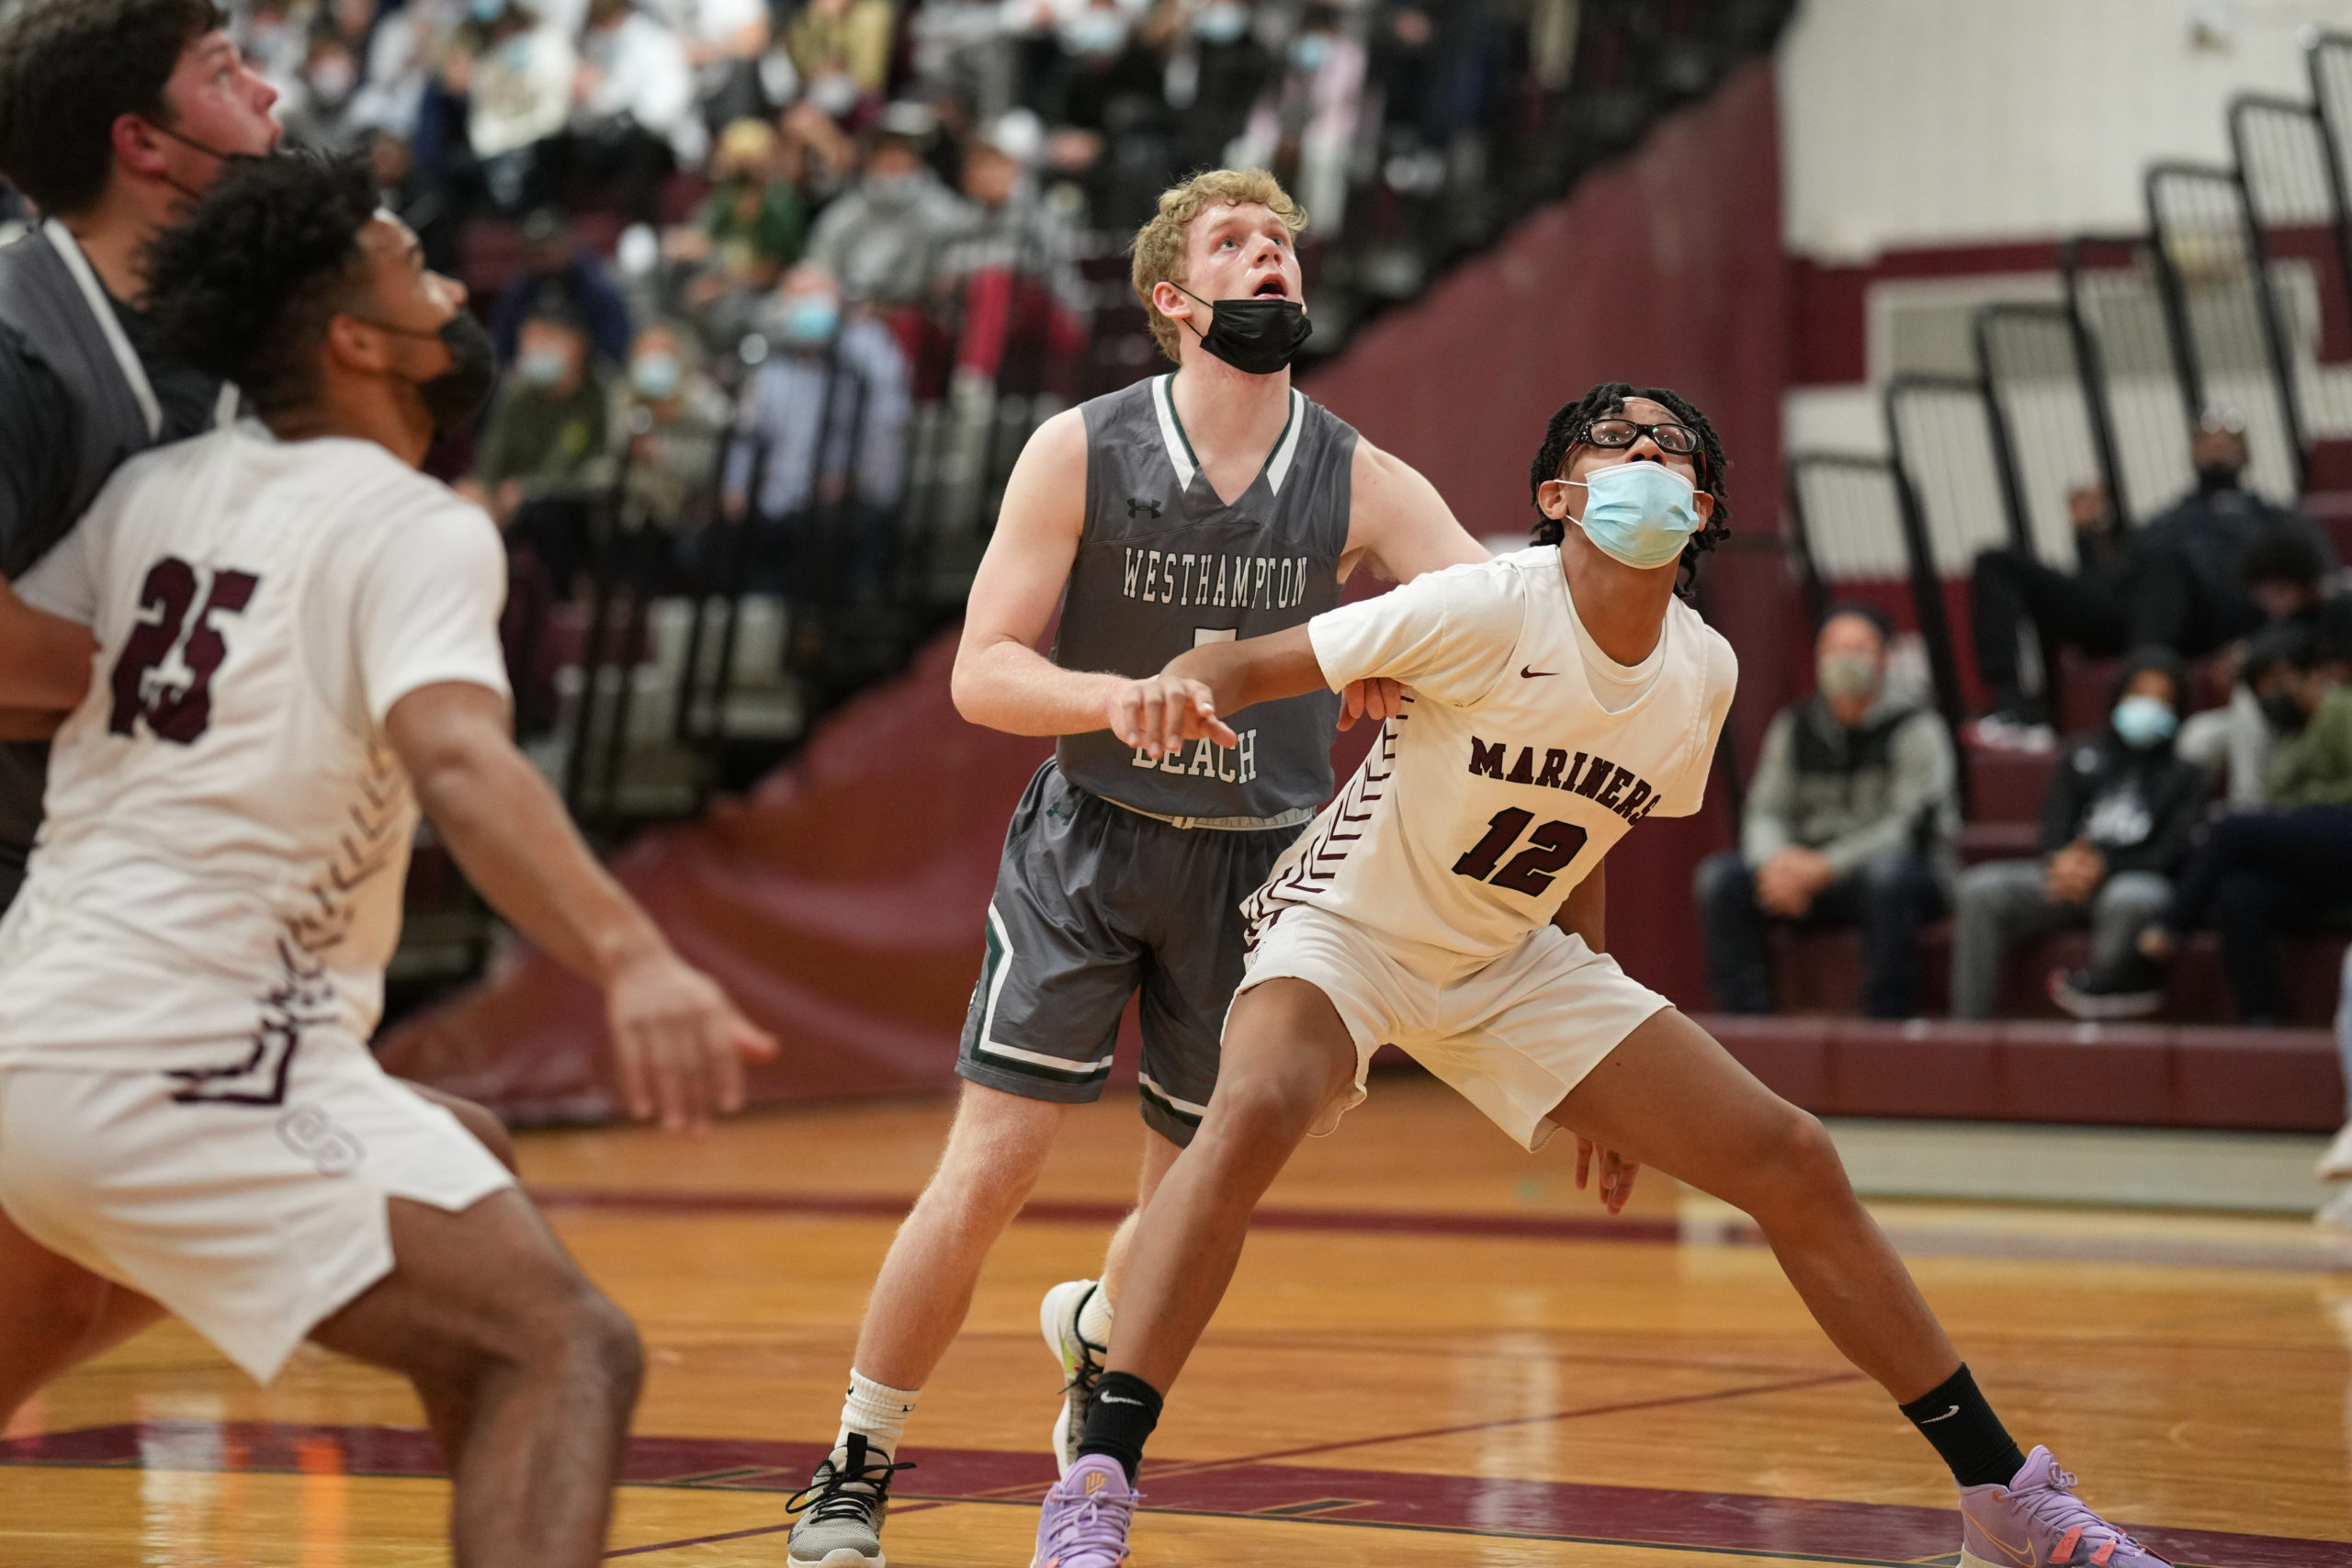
[1959,1448,2169,1568]
[1031,1454,1136,1568]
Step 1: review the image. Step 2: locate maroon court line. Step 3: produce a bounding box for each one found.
[1139,1369,1873,1478]
[603,1501,950,1559]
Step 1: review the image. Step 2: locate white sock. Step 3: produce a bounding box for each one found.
[837,1369,920,1459]
[1078,1281,1114,1348]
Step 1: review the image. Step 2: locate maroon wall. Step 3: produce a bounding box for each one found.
[1305,59,1791,1006]
[379,64,1797,1116]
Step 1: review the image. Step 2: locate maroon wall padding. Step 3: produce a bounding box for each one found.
[381,65,1798,1117]
[1303,59,1792,1007]
[1706,1015,2343,1133]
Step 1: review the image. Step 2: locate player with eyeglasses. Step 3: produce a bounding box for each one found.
[1029,382,2165,1568]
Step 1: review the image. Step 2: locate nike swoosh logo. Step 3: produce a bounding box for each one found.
[1960,1504,2036,1567]
[1917,1404,1962,1424]
[1098,1393,1146,1406]
[1521,666,1559,679]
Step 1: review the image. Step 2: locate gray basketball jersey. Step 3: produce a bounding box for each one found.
[1054,373,1356,823]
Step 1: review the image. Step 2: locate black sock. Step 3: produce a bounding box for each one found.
[1076,1371,1163,1484]
[1901,1364,2026,1488]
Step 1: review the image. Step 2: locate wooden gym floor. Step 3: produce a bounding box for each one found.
[3,1078,2347,1565]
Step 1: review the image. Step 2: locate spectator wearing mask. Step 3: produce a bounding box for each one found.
[722,265,910,596]
[1947,649,2204,1021]
[447,0,575,212]
[1234,2,1369,236]
[492,208,635,364]
[616,320,729,534]
[2055,636,2352,1023]
[672,118,808,308]
[786,0,896,124]
[1696,605,1959,1019]
[462,299,616,589]
[804,118,975,306]
[1972,418,2336,747]
[2178,534,2352,806]
[571,0,707,220]
[1166,2,1275,175]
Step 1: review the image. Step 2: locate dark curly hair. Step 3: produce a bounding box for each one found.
[0,0,223,216]
[142,150,379,416]
[1526,382,1731,596]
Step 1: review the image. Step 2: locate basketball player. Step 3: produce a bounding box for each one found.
[784,167,1487,1568]
[0,151,775,1566]
[1030,386,2165,1568]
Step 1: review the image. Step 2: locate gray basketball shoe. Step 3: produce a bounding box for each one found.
[1040,1279,1108,1477]
[786,1434,911,1568]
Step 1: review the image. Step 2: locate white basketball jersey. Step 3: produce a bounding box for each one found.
[1246,547,1736,959]
[0,426,509,1072]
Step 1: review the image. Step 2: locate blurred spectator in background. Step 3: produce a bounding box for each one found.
[641,0,774,130]
[806,112,975,306]
[786,0,897,125]
[1234,1,1368,235]
[616,320,729,534]
[2056,632,2352,1022]
[450,0,576,212]
[2177,535,2352,805]
[724,265,911,596]
[1973,419,2337,749]
[1949,650,2203,1021]
[570,0,706,221]
[495,207,635,364]
[1697,606,1958,1019]
[672,118,808,311]
[369,128,461,276]
[1166,1,1277,176]
[464,298,616,591]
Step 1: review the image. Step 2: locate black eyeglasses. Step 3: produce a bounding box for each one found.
[1578,417,1700,456]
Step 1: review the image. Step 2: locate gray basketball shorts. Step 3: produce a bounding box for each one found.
[956,761,1301,1146]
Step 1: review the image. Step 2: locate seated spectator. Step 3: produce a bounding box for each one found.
[571,0,707,220]
[447,0,576,212]
[722,265,911,598]
[671,118,808,309]
[2177,609,2344,809]
[1970,416,2337,747]
[2055,634,2352,1022]
[804,112,976,307]
[640,0,773,130]
[493,208,636,365]
[1234,1,1370,236]
[1696,605,1958,1019]
[786,0,897,123]
[462,299,617,592]
[616,320,729,535]
[1948,649,2203,1020]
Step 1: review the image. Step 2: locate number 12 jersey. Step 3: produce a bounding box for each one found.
[1245,547,1736,960]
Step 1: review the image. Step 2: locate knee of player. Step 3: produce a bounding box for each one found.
[1746,1106,1851,1217]
[1204,1067,1327,1151]
[572,1288,645,1408]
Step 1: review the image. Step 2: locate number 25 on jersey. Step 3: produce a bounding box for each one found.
[107,556,261,745]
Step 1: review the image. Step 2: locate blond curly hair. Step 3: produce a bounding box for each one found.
[1130,168,1308,365]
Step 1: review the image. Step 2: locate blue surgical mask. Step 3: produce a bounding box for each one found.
[781,297,839,344]
[2111,694,2177,749]
[518,346,569,387]
[1194,3,1250,43]
[1291,32,1333,71]
[470,0,506,20]
[1566,462,1704,570]
[631,352,680,400]
[1069,12,1127,54]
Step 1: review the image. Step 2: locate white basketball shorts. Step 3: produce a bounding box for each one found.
[1235,903,1672,1151]
[0,1031,514,1383]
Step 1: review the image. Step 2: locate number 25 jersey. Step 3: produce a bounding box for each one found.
[0,425,511,1067]
[1245,547,1736,960]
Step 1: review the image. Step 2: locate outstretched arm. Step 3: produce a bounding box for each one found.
[1341,438,1490,584]
[1107,624,1329,760]
[387,681,776,1131]
[0,580,96,712]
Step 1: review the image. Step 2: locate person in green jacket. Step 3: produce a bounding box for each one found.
[2056,632,2352,1024]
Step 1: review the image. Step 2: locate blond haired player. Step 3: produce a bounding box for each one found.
[783,167,1487,1568]
[1029,385,2167,1568]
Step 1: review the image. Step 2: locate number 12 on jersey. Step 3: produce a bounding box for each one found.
[1452,807,1589,896]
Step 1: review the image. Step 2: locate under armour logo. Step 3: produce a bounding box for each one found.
[1126,496,1163,519]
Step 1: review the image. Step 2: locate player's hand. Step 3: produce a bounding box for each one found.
[1108,673,1238,761]
[1338,676,1404,731]
[604,949,778,1133]
[1574,1134,1641,1215]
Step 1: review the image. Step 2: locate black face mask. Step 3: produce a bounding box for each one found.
[2197,461,2242,493]
[146,120,243,206]
[2260,687,2309,734]
[363,311,500,434]
[1174,283,1312,375]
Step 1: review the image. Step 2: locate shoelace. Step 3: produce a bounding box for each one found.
[2017,1465,2150,1567]
[1043,1482,1139,1563]
[1064,1329,1106,1409]
[785,1450,916,1525]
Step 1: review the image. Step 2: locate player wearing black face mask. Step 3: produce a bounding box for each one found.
[0,0,283,906]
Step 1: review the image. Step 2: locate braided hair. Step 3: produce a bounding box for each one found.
[1526,382,1731,598]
